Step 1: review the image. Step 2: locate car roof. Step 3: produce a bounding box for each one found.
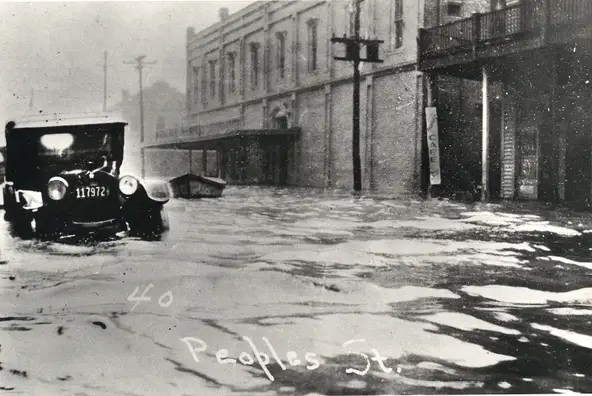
[8,113,127,130]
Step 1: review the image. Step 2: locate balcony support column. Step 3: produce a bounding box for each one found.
[202,149,208,177]
[482,66,490,201]
[189,149,193,174]
[219,149,226,179]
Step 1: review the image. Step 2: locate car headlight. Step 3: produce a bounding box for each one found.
[47,177,68,200]
[119,175,138,196]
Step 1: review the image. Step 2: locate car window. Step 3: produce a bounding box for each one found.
[38,131,111,161]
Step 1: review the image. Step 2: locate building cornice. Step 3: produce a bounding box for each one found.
[188,0,325,51]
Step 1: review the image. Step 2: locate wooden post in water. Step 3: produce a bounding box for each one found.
[188,149,192,174]
[481,66,490,201]
[202,149,207,177]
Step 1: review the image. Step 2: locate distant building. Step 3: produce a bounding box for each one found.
[110,80,185,177]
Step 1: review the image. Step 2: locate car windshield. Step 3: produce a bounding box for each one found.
[37,131,111,162]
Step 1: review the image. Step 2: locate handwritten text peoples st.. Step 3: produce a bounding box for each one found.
[180,336,401,382]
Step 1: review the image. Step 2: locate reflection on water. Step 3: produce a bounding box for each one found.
[1,186,592,394]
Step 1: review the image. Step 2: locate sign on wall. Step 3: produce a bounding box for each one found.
[425,107,441,185]
[517,125,539,199]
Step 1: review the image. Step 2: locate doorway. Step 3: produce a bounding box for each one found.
[261,141,289,186]
[565,117,592,206]
[488,100,503,198]
[538,122,559,202]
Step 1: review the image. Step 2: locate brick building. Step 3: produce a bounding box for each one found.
[144,0,534,197]
[146,0,428,195]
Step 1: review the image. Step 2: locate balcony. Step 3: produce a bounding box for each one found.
[148,118,300,151]
[419,0,592,73]
[154,119,241,142]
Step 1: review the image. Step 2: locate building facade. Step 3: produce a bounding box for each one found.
[148,0,562,199]
[420,0,592,206]
[147,0,428,195]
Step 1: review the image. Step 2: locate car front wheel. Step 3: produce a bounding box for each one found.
[128,204,169,241]
[12,211,37,240]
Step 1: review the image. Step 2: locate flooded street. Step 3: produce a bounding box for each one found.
[2,186,592,395]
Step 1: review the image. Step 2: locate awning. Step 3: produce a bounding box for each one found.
[144,128,300,150]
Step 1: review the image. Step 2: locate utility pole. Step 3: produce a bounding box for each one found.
[124,55,156,178]
[103,51,108,112]
[331,0,383,192]
[352,0,361,192]
[97,50,112,112]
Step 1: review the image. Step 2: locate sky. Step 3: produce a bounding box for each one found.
[0,0,252,133]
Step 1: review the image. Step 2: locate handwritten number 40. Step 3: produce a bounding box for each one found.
[127,284,174,312]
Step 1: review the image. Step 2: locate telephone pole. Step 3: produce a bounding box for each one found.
[103,51,108,112]
[97,50,112,112]
[352,0,362,192]
[331,0,383,192]
[124,55,156,178]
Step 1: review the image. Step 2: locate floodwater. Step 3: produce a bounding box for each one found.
[1,186,592,395]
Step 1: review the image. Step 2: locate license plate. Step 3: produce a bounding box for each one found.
[75,186,109,199]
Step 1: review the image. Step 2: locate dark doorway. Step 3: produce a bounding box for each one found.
[261,141,289,186]
[565,119,592,206]
[488,100,502,198]
[262,146,276,185]
[538,122,559,202]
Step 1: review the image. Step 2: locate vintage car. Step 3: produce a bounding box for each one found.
[2,115,170,239]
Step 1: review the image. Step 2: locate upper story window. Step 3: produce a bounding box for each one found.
[392,0,404,49]
[192,66,199,105]
[208,60,217,98]
[201,63,207,106]
[307,19,319,72]
[275,32,286,80]
[250,43,260,89]
[345,0,368,37]
[227,52,236,93]
[447,1,462,17]
[347,3,355,36]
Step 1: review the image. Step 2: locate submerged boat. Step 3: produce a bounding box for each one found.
[169,173,226,198]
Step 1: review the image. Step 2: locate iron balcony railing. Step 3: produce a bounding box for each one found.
[419,0,592,58]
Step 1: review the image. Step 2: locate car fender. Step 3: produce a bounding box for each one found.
[141,178,171,204]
